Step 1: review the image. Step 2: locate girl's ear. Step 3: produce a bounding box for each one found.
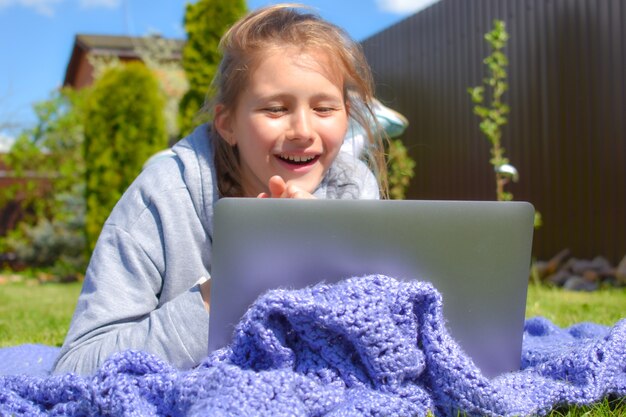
[214,104,236,145]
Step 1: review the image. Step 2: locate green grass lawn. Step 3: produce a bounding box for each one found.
[525,284,626,327]
[0,278,624,416]
[0,279,82,347]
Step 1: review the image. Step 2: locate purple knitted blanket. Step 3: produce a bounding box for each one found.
[1,275,624,416]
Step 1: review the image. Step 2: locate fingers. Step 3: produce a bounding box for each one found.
[255,176,316,199]
[286,187,315,199]
[268,175,288,197]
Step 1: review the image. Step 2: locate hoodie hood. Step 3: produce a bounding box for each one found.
[171,124,220,237]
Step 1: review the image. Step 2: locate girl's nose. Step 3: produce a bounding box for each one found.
[287,109,314,142]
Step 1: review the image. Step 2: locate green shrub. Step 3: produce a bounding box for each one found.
[177,0,246,136]
[386,138,415,200]
[83,62,168,251]
[0,90,88,277]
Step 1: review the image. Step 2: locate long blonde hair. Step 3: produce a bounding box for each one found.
[208,3,388,197]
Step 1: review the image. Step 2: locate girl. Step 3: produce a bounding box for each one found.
[53,3,388,375]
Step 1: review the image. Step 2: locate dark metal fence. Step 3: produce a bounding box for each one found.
[362,0,626,264]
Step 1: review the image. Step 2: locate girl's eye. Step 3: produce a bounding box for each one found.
[315,107,336,115]
[264,106,287,115]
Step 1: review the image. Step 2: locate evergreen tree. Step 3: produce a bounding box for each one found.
[178,0,246,136]
[83,62,168,251]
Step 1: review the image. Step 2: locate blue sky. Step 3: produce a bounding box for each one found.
[0,0,440,147]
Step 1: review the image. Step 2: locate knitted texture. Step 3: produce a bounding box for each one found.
[1,275,624,416]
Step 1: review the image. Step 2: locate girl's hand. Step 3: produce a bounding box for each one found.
[257,175,316,199]
[199,279,211,312]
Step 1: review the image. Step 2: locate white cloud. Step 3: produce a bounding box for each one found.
[0,0,121,16]
[376,0,440,15]
[0,0,62,16]
[79,0,121,9]
[0,132,15,153]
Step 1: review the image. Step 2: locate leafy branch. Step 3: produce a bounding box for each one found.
[468,19,513,202]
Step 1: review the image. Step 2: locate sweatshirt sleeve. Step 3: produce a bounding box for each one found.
[52,224,210,376]
[315,152,381,200]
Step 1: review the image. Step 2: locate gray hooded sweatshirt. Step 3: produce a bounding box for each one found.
[53,124,379,375]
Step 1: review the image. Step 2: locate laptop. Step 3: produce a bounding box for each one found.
[209,198,535,378]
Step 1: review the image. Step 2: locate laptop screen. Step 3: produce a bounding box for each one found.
[209,198,534,377]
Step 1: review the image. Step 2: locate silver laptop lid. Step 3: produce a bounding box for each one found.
[209,198,535,377]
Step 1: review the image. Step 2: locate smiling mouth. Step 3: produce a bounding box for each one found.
[277,154,319,165]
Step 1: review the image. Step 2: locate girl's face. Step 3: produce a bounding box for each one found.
[215,47,348,197]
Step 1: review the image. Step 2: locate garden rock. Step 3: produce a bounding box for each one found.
[536,249,626,291]
[562,276,598,292]
[616,255,626,286]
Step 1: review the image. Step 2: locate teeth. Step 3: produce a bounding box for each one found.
[280,154,315,163]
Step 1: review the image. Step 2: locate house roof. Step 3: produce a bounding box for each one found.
[63,34,185,87]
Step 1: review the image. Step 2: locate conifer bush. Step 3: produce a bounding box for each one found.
[83,62,168,251]
[177,0,246,136]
